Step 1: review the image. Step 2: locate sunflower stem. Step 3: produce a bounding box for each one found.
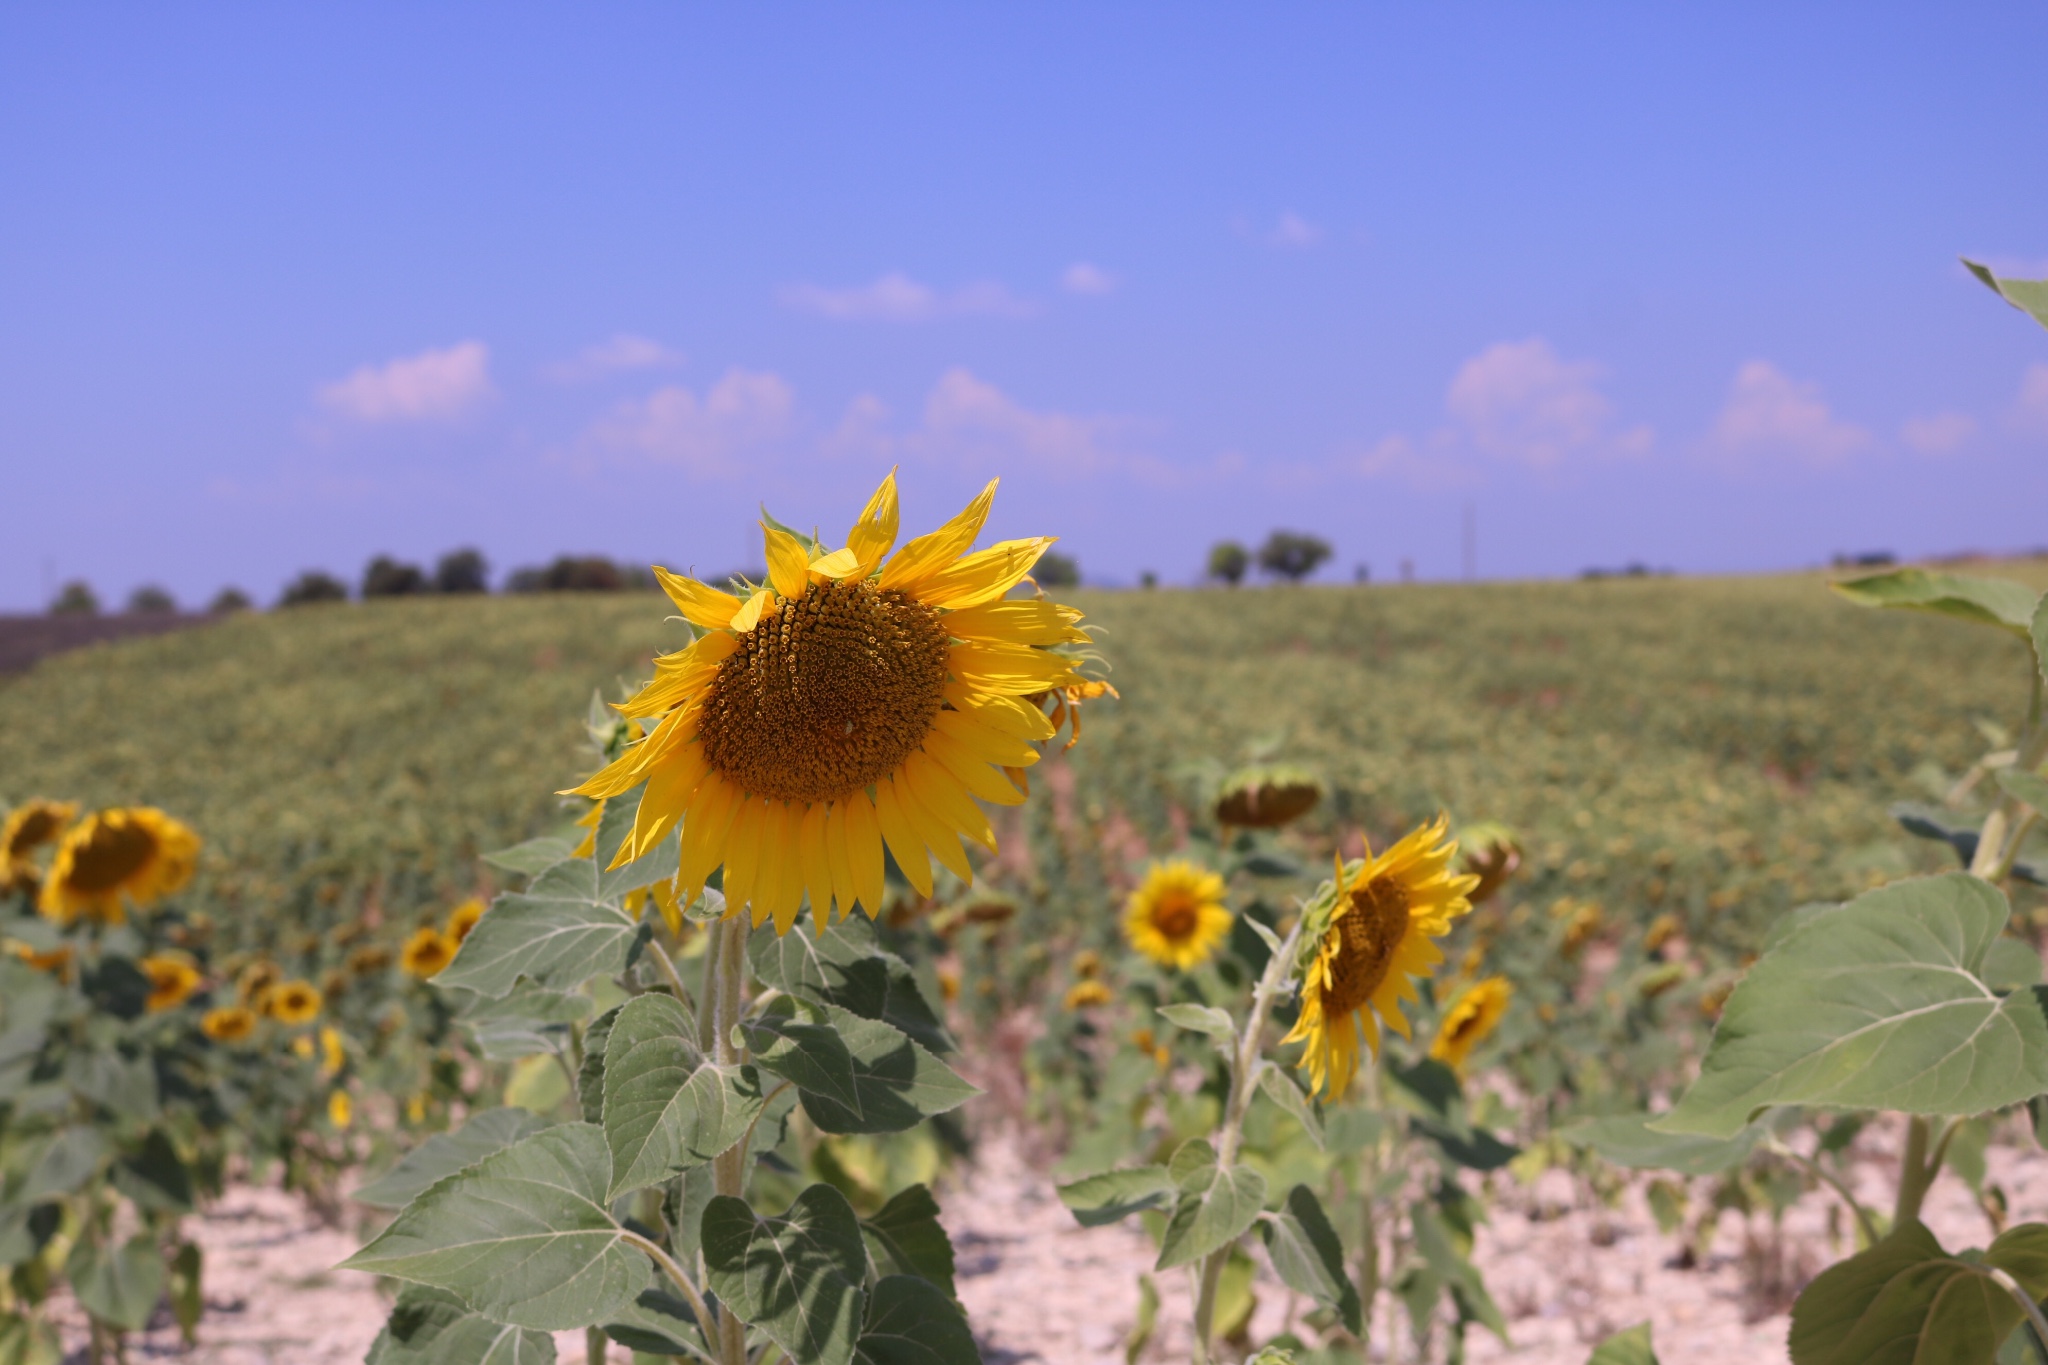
[707,916,751,1365]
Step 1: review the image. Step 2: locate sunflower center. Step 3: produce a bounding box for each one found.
[7,810,62,857]
[1322,875,1411,1017]
[1150,893,1201,942]
[63,820,160,893]
[698,578,952,803]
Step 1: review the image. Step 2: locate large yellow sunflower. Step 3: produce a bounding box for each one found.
[2,799,77,891]
[1428,975,1512,1073]
[38,807,200,925]
[567,473,1087,937]
[1283,816,1479,1101]
[1123,861,1232,970]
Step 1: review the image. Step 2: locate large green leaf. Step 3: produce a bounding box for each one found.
[65,1048,158,1123]
[1055,1165,1177,1227]
[703,1184,868,1365]
[1256,1065,1323,1149]
[1155,1140,1266,1271]
[860,1185,956,1300]
[1561,1113,1764,1176]
[343,1123,645,1330]
[1412,1201,1507,1341]
[18,1126,105,1201]
[481,837,578,879]
[743,1009,864,1114]
[436,860,640,999]
[461,986,593,1061]
[1657,874,2048,1138]
[1260,1185,1360,1335]
[578,1004,622,1125]
[114,1128,194,1212]
[1965,258,2048,334]
[853,1275,980,1365]
[354,1108,551,1209]
[602,992,762,1197]
[0,1204,59,1267]
[787,1006,977,1136]
[601,1287,702,1359]
[1787,1220,2048,1365]
[66,1234,164,1332]
[367,1285,559,1365]
[1586,1323,1659,1365]
[750,917,953,1055]
[0,1310,62,1365]
[1832,567,2038,639]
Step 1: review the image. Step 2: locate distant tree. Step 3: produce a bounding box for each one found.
[434,548,490,594]
[362,555,428,597]
[1034,552,1080,588]
[1139,571,1158,590]
[507,556,626,593]
[1206,541,1249,586]
[1256,531,1332,583]
[280,570,349,607]
[208,587,253,615]
[49,581,98,616]
[126,585,177,615]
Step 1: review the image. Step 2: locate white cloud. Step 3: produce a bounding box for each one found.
[1899,411,1978,456]
[778,273,1037,322]
[2015,363,2048,434]
[1708,360,1867,465]
[1443,338,1652,468]
[1269,213,1324,249]
[581,368,795,476]
[1345,433,1482,491]
[914,368,1123,476]
[1061,262,1117,295]
[547,334,685,383]
[317,341,493,422]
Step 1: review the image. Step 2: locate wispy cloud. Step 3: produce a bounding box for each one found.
[2014,362,2048,435]
[1899,411,1977,456]
[778,272,1037,322]
[317,341,493,422]
[546,334,686,383]
[1707,360,1867,466]
[1269,212,1323,249]
[578,369,795,476]
[1060,262,1117,295]
[1445,338,1652,468]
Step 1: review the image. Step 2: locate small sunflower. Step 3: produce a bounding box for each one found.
[266,979,323,1026]
[1063,979,1114,1010]
[400,927,456,978]
[238,959,282,1003]
[1,799,77,891]
[201,1005,257,1042]
[446,898,486,944]
[566,472,1089,937]
[1123,861,1232,970]
[1283,816,1479,1101]
[140,954,202,1012]
[1428,975,1512,1072]
[319,1026,346,1077]
[328,1090,353,1128]
[39,807,200,925]
[348,944,393,976]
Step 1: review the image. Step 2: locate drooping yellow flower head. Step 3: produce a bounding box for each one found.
[328,1090,353,1128]
[1283,816,1479,1101]
[2,799,77,891]
[1063,979,1114,1010]
[140,954,202,1012]
[1123,861,1232,971]
[201,1005,256,1043]
[38,807,200,925]
[446,898,486,944]
[566,472,1089,937]
[1428,975,1513,1073]
[266,978,323,1026]
[400,927,456,978]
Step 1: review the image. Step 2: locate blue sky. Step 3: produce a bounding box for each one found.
[3,4,2046,609]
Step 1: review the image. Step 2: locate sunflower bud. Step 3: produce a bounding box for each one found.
[1214,766,1323,830]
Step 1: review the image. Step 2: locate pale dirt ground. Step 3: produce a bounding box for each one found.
[47,1124,2046,1364]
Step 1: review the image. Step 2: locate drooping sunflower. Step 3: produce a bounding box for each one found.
[1063,979,1114,1010]
[1123,861,1232,970]
[1,799,77,891]
[140,954,202,1012]
[1428,975,1513,1073]
[567,472,1089,937]
[39,807,200,925]
[266,978,323,1026]
[446,898,486,944]
[201,1005,257,1043]
[1283,816,1479,1101]
[400,927,456,978]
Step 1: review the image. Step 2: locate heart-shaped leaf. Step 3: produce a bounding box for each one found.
[461,985,593,1061]
[743,1010,864,1115]
[603,992,762,1197]
[354,1108,551,1210]
[1261,1185,1359,1335]
[1156,1142,1265,1271]
[853,1275,979,1365]
[703,1184,868,1365]
[1055,1165,1176,1228]
[1787,1220,2048,1365]
[788,1007,977,1136]
[860,1185,956,1300]
[367,1284,559,1365]
[437,860,639,999]
[750,918,953,1055]
[66,1234,163,1332]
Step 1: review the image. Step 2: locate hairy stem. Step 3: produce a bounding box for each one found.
[708,918,751,1365]
[1766,1139,1881,1246]
[1894,1115,1938,1229]
[621,1230,716,1351]
[646,936,693,1011]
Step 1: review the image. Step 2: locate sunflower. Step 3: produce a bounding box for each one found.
[8,941,74,980]
[266,979,322,1026]
[446,898,486,943]
[1,799,77,891]
[348,944,393,976]
[566,473,1088,937]
[1283,817,1479,1101]
[319,1025,347,1078]
[400,927,456,978]
[1063,979,1114,1010]
[1123,861,1232,970]
[1214,766,1323,830]
[1428,976,1512,1072]
[140,954,202,1012]
[39,807,200,925]
[201,1006,257,1043]
[328,1090,354,1128]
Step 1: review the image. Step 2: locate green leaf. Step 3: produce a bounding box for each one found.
[436,860,640,999]
[1156,1003,1234,1040]
[342,1123,645,1330]
[1156,1142,1266,1271]
[1832,566,2038,638]
[603,992,762,1197]
[114,1129,194,1213]
[354,1108,551,1209]
[1586,1322,1659,1365]
[1657,874,2048,1138]
[19,1126,105,1201]
[0,1204,58,1267]
[854,1275,980,1365]
[703,1184,868,1365]
[601,1288,703,1358]
[578,1004,622,1125]
[1997,768,2048,816]
[1261,1185,1360,1335]
[1255,1066,1323,1150]
[1891,801,1979,867]
[1412,1116,1519,1172]
[1055,1165,1176,1228]
[461,986,593,1061]
[168,1242,202,1343]
[66,1234,164,1332]
[481,837,578,879]
[2035,592,2048,692]
[0,1310,62,1365]
[743,1010,865,1115]
[1985,936,2044,991]
[367,1284,560,1365]
[1965,258,2048,334]
[749,918,953,1055]
[1788,1221,2020,1365]
[788,1006,977,1137]
[1412,1201,1507,1341]
[665,1167,715,1270]
[860,1185,956,1300]
[65,1047,158,1123]
[1561,1113,1764,1176]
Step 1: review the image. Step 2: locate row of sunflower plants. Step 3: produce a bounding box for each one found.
[347,475,1098,1365]
[0,802,370,1363]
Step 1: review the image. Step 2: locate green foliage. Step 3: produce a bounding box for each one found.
[1586,1323,1659,1365]
[703,1185,869,1365]
[1964,258,2048,333]
[602,992,762,1196]
[1788,1221,2048,1365]
[1261,1185,1360,1334]
[1156,1139,1267,1270]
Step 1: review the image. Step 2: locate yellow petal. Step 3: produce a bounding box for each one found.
[948,641,1083,694]
[755,802,797,931]
[872,779,933,898]
[894,769,978,882]
[798,803,832,933]
[723,796,766,921]
[847,469,901,575]
[923,730,1027,806]
[613,742,707,866]
[730,589,773,634]
[763,524,811,601]
[932,708,1040,768]
[904,752,997,854]
[843,793,887,916]
[824,802,857,923]
[879,480,997,594]
[944,598,1089,646]
[920,538,1055,610]
[677,776,741,906]
[564,709,697,799]
[943,681,1056,741]
[654,567,741,630]
[808,546,862,580]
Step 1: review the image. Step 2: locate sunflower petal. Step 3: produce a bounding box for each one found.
[723,796,766,922]
[847,470,900,576]
[677,775,741,905]
[763,524,811,600]
[759,802,803,932]
[824,802,857,923]
[807,546,862,581]
[730,589,773,634]
[798,803,833,933]
[614,743,707,866]
[932,709,1040,768]
[920,538,1055,610]
[654,567,742,630]
[948,641,1084,693]
[879,480,997,593]
[923,731,1027,806]
[944,598,1089,646]
[872,779,934,898]
[943,681,1057,741]
[895,775,977,883]
[904,754,995,859]
[843,792,887,916]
